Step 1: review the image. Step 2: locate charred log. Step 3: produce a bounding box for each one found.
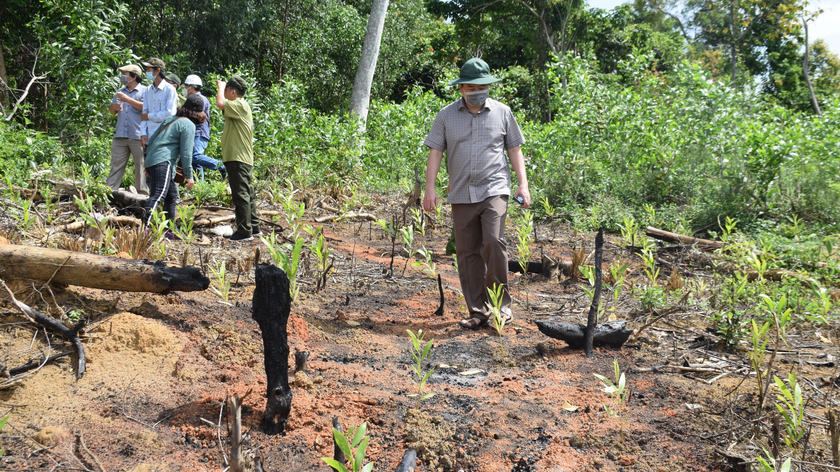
[395,449,417,472]
[253,263,293,435]
[433,274,444,317]
[584,229,604,358]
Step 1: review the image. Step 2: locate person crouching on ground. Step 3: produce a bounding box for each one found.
[141,94,204,235]
[216,76,258,242]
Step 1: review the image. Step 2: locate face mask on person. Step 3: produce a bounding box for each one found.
[464,89,489,107]
[146,71,155,81]
[120,74,129,86]
[180,87,187,98]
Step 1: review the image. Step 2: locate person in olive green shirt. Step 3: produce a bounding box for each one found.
[216,75,257,242]
[142,94,205,235]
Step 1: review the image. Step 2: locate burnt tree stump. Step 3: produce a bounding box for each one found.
[253,263,293,435]
[535,319,633,349]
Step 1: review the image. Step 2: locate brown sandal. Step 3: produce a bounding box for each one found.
[459,316,486,330]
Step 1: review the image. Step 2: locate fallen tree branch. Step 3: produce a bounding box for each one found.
[53,215,141,233]
[6,350,73,377]
[0,278,87,379]
[315,212,378,223]
[645,226,724,251]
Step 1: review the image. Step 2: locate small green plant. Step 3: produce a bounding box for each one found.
[593,359,630,444]
[209,260,231,302]
[745,251,769,281]
[643,203,660,227]
[79,163,112,206]
[0,414,7,456]
[321,422,374,472]
[410,208,426,238]
[639,248,659,284]
[174,204,198,244]
[539,196,556,219]
[807,278,833,325]
[714,309,749,348]
[406,329,436,405]
[74,195,111,236]
[308,226,333,292]
[618,215,640,247]
[486,283,508,362]
[774,373,806,449]
[261,232,305,302]
[11,197,36,233]
[515,209,534,310]
[579,265,606,318]
[412,247,436,278]
[280,180,306,239]
[756,449,791,472]
[718,216,737,243]
[608,261,629,307]
[147,208,170,260]
[67,309,84,323]
[399,224,416,277]
[638,285,664,312]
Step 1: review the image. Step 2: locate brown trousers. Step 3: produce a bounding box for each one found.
[452,195,512,321]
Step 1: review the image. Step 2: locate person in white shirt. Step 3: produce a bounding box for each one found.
[139,57,177,149]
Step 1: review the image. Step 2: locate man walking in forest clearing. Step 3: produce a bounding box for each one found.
[184,74,225,179]
[106,64,148,195]
[422,58,531,330]
[139,57,177,150]
[216,76,258,242]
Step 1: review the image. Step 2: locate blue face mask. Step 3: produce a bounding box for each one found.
[146,71,155,81]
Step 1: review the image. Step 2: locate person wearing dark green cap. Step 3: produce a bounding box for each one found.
[216,76,257,242]
[422,58,531,330]
[165,73,186,108]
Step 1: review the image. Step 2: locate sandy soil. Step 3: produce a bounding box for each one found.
[1,198,838,472]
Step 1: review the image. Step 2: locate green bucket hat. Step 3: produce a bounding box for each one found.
[449,58,501,85]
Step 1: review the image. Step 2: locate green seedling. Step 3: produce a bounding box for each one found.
[308,226,333,291]
[593,359,630,444]
[412,247,436,278]
[756,449,791,472]
[261,232,305,302]
[807,278,833,325]
[399,224,416,277]
[746,251,768,281]
[639,248,659,283]
[486,283,508,363]
[321,422,374,472]
[410,208,426,238]
[12,198,36,233]
[210,260,231,302]
[407,329,436,405]
[539,196,556,219]
[515,209,534,310]
[718,216,737,243]
[618,215,640,248]
[174,204,198,244]
[0,415,7,456]
[579,265,607,318]
[67,309,84,323]
[74,195,111,236]
[774,373,806,449]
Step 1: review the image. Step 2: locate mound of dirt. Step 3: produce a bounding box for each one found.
[404,408,457,472]
[88,312,177,357]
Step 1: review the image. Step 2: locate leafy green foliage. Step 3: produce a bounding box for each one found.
[261,232,305,302]
[321,422,374,472]
[774,373,806,449]
[593,359,630,443]
[406,329,436,405]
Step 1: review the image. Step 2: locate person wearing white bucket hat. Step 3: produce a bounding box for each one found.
[422,58,531,330]
[183,74,225,179]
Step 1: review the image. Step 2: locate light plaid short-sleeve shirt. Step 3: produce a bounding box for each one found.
[424,97,525,204]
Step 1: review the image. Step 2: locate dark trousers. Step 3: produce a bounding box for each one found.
[142,161,179,226]
[225,160,258,235]
[451,195,512,320]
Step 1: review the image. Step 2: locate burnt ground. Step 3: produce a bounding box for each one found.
[1,194,839,472]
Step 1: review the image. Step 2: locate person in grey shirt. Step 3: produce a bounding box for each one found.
[106,64,148,194]
[422,58,531,330]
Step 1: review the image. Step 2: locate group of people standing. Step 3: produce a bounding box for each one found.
[107,57,259,242]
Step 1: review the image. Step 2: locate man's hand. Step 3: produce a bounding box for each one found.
[141,112,149,121]
[140,135,148,148]
[109,102,122,114]
[514,185,531,209]
[185,178,195,191]
[115,92,129,102]
[423,191,439,212]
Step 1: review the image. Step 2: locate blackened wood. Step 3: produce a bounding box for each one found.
[110,189,148,217]
[8,350,73,376]
[535,319,633,349]
[433,274,444,317]
[584,229,604,358]
[294,350,309,372]
[830,410,840,467]
[1,279,87,379]
[252,264,293,435]
[394,449,417,472]
[508,259,573,276]
[0,244,210,293]
[332,416,345,471]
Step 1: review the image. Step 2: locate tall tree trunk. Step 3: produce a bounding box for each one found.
[277,0,291,81]
[802,19,822,117]
[349,0,389,131]
[0,39,8,112]
[730,0,738,84]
